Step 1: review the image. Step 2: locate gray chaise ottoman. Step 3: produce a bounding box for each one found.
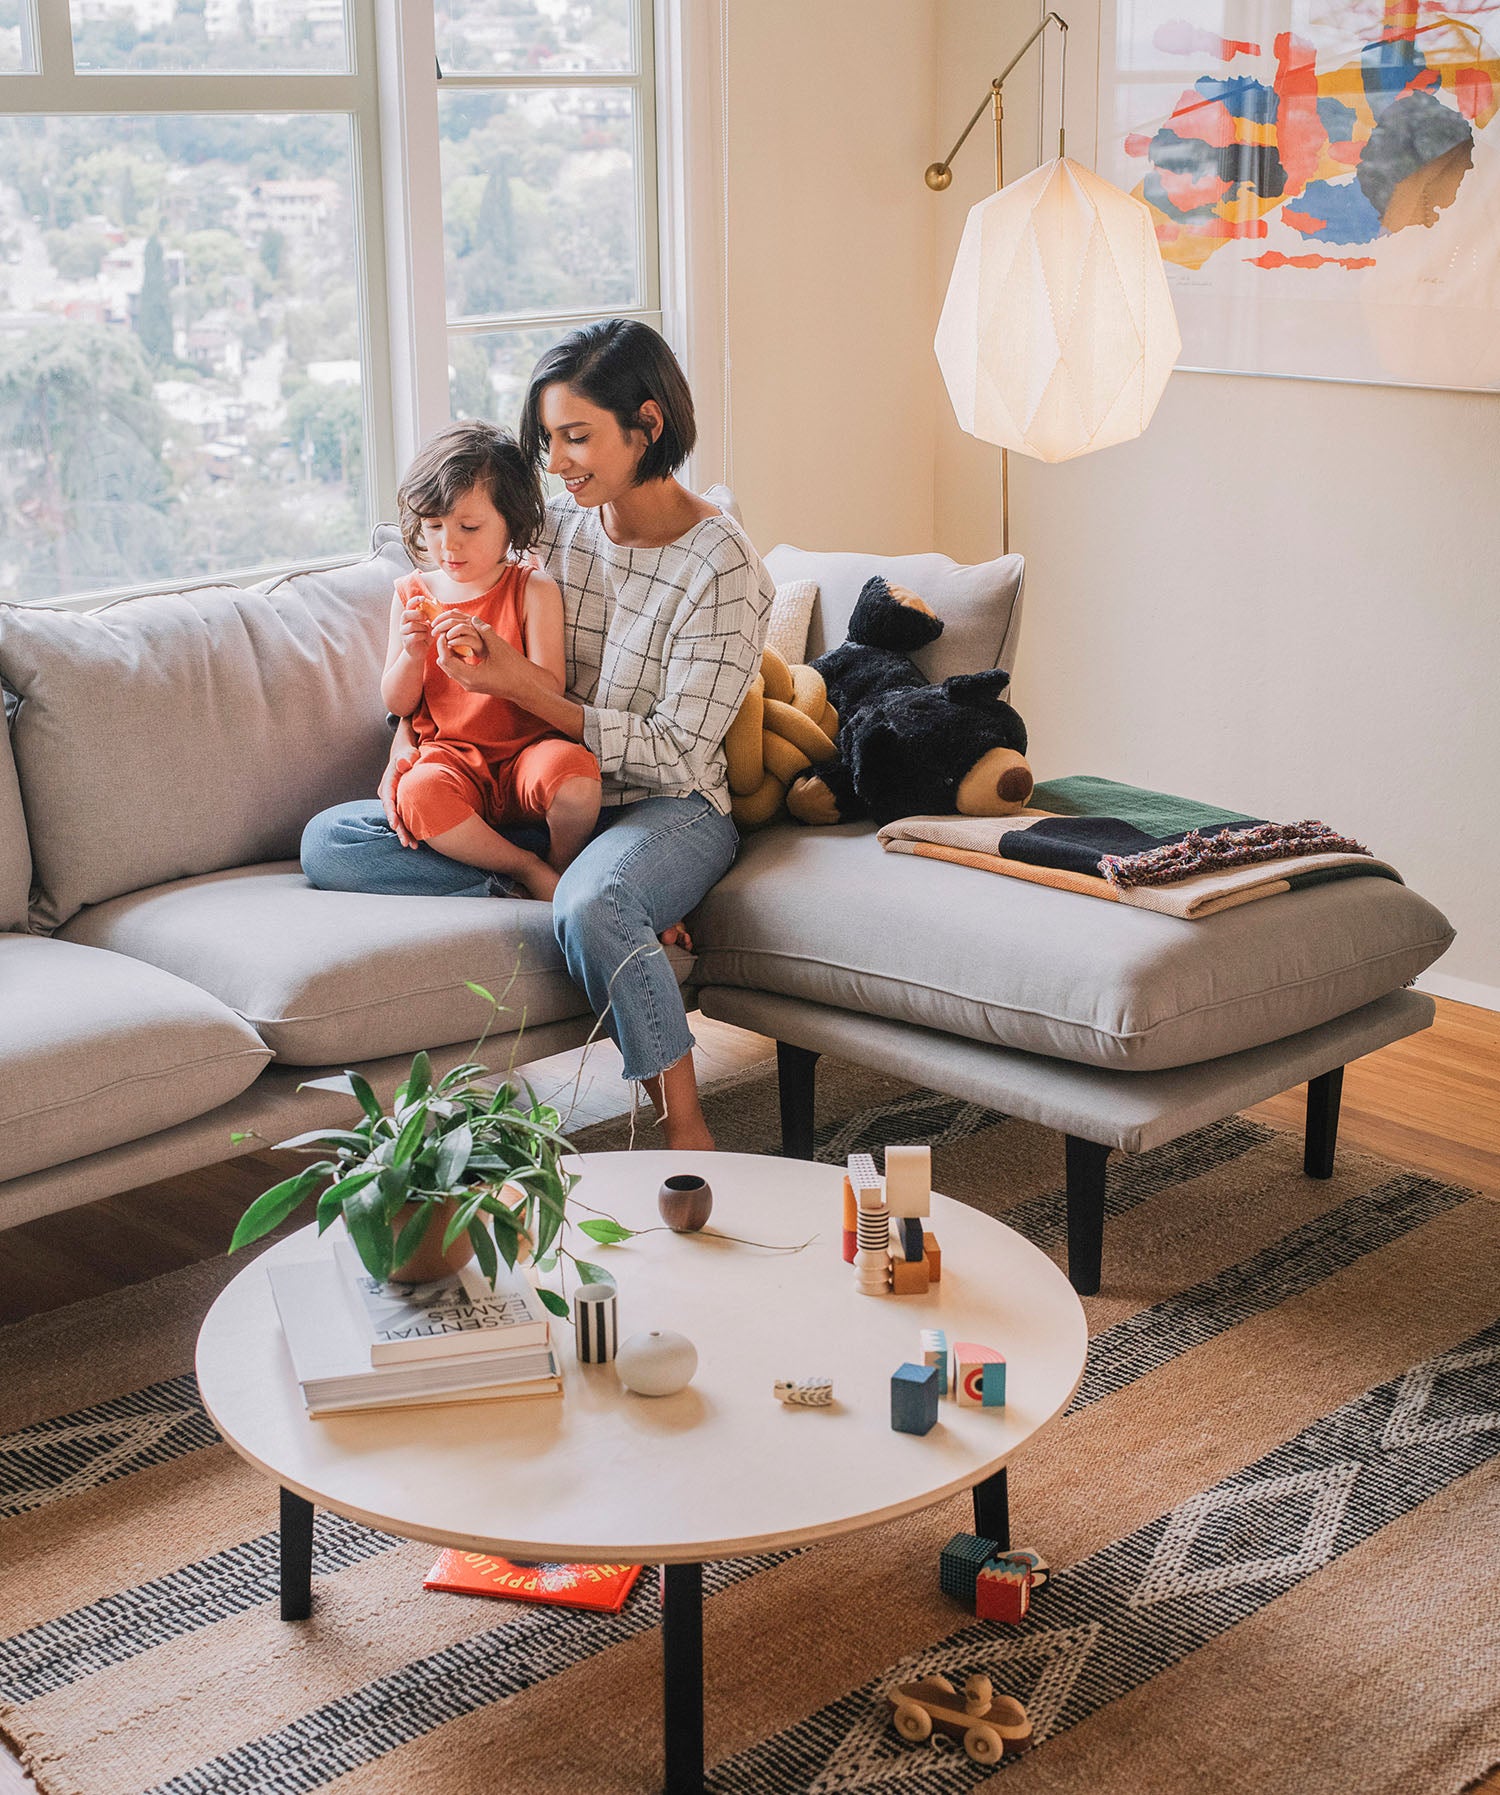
[691,822,1453,1294]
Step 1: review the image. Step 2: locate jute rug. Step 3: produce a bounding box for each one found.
[4,1057,1500,1795]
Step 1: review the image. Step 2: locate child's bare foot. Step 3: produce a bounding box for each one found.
[659,922,693,950]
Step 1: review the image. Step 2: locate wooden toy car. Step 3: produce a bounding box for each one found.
[885,1672,1032,1763]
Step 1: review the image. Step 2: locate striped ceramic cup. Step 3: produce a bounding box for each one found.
[574,1282,619,1364]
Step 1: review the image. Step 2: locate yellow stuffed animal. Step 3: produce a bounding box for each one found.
[724,647,840,828]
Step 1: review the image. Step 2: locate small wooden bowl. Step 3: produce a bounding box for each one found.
[658,1174,713,1233]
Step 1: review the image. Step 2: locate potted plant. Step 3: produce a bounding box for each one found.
[228,983,630,1316]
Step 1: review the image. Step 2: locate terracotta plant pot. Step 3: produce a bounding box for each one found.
[387,1204,475,1284]
[386,1183,533,1285]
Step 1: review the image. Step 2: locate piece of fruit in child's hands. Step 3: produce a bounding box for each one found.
[413,593,479,663]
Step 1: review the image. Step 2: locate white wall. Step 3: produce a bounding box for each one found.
[720,0,939,557]
[723,1,1498,1000]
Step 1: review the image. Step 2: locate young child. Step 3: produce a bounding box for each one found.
[381,420,602,902]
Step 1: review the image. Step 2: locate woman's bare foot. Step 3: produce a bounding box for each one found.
[643,1050,715,1151]
[659,922,693,950]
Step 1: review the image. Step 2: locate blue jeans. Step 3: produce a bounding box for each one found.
[300,796,739,1081]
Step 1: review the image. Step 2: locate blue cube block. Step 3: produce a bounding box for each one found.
[898,1216,925,1261]
[891,1361,940,1436]
[939,1531,998,1601]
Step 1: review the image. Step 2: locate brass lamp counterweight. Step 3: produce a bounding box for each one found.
[927,11,1180,547]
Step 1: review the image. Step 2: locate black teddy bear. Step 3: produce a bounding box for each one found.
[784,577,1033,828]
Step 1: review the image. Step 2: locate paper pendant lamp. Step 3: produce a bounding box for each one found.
[935,155,1181,464]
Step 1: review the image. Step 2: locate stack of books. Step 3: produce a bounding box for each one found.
[268,1236,562,1418]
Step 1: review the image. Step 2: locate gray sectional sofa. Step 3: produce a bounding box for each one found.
[0,527,1454,1294]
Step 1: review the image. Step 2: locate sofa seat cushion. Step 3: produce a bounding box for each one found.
[57,864,599,1067]
[689,825,1455,1073]
[0,936,272,1182]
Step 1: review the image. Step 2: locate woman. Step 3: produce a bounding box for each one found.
[301,320,774,1151]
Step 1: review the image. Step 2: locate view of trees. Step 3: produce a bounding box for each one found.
[0,0,646,601]
[0,105,366,600]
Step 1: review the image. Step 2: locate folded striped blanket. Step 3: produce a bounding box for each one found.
[877,777,1402,920]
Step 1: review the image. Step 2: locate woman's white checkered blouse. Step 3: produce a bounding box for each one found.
[536,495,774,814]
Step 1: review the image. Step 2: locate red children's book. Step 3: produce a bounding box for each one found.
[423,1550,643,1613]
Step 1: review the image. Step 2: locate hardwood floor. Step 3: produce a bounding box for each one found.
[2,997,1495,1795]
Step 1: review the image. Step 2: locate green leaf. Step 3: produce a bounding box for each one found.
[537,1287,569,1319]
[572,1259,615,1289]
[344,1181,394,1281]
[345,1071,384,1125]
[432,1121,473,1191]
[392,1199,436,1269]
[404,1050,432,1107]
[578,1216,634,1246]
[467,1218,498,1285]
[392,1104,429,1166]
[376,1163,414,1221]
[436,1060,487,1093]
[229,1165,325,1252]
[297,1073,358,1097]
[442,1189,488,1250]
[228,1130,258,1145]
[272,1126,372,1154]
[465,980,497,1006]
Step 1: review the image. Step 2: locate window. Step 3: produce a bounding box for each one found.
[431,0,659,435]
[0,0,393,604]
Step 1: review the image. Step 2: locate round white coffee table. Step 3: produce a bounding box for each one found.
[197,1149,1087,1794]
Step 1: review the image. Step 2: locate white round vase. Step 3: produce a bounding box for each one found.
[616,1329,697,1397]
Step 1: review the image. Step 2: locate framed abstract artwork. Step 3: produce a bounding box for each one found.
[1100,0,1500,387]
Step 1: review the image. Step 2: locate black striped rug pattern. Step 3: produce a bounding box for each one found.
[710,1315,1500,1793]
[141,1551,797,1795]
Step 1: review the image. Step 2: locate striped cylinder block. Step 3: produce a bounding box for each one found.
[855,1207,890,1254]
[573,1283,619,1364]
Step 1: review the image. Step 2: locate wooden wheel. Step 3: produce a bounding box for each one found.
[892,1702,932,1742]
[964,1723,1004,1765]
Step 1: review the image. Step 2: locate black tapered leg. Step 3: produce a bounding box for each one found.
[777,1041,819,1161]
[1064,1135,1111,1298]
[972,1466,1011,1549]
[279,1487,314,1621]
[660,1562,705,1795]
[1304,1067,1344,1179]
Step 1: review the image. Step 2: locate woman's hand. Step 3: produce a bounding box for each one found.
[435,617,536,700]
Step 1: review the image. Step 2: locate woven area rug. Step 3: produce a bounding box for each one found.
[4,1057,1500,1795]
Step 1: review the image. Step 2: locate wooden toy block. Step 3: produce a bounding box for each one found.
[897,1216,925,1261]
[939,1532,998,1602]
[883,1144,931,1219]
[847,1151,882,1206]
[923,1231,941,1282]
[890,1362,939,1435]
[774,1376,834,1407]
[855,1206,890,1254]
[953,1342,1007,1408]
[855,1246,889,1295]
[992,1547,1051,1592]
[920,1327,948,1395]
[888,1252,930,1295]
[843,1229,858,1263]
[842,1176,857,1263]
[975,1559,1032,1622]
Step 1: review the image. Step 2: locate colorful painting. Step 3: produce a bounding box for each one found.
[1102,0,1500,386]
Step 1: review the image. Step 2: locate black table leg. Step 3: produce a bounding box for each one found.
[660,1561,705,1795]
[776,1042,819,1161]
[972,1466,1011,1549]
[280,1486,314,1621]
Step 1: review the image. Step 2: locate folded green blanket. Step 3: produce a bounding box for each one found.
[1020,777,1371,889]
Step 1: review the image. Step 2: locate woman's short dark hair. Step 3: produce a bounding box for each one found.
[519,318,696,484]
[396,420,546,564]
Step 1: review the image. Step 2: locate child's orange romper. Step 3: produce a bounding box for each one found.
[392,562,600,844]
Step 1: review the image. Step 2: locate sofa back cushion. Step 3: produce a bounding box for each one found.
[0,696,31,932]
[0,529,412,929]
[763,545,1025,684]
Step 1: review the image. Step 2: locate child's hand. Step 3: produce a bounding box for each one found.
[397,596,434,658]
[432,613,483,666]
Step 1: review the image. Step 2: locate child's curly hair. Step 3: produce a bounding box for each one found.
[397,420,546,567]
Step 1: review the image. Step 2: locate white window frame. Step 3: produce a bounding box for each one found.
[0,0,397,605]
[377,0,727,493]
